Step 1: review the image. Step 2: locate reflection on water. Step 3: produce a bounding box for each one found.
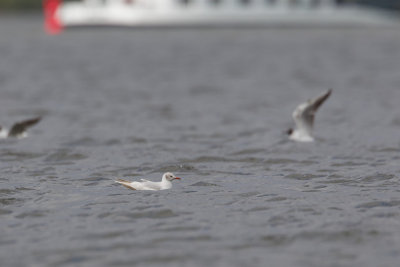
[1,15,400,267]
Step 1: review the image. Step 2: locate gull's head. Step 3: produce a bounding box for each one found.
[164,172,181,181]
[286,128,293,136]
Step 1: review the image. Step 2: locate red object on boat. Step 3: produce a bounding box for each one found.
[43,0,62,34]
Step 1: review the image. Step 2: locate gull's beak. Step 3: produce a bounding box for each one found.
[174,177,181,180]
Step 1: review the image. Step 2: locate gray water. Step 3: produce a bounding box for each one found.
[1,15,400,267]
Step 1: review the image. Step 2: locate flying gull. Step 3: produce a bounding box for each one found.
[0,117,41,139]
[287,89,332,142]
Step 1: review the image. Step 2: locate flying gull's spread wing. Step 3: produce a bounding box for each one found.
[292,89,331,135]
[8,117,41,137]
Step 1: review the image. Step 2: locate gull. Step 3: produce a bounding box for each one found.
[115,172,181,191]
[287,89,332,142]
[0,117,41,139]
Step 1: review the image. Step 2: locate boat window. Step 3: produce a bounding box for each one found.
[289,0,300,8]
[265,0,277,6]
[210,0,222,5]
[239,0,251,6]
[310,0,320,8]
[178,0,191,6]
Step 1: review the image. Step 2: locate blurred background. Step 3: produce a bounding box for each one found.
[1,1,400,267]
[1,0,400,12]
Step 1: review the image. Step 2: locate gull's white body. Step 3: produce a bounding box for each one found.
[0,129,8,139]
[115,172,181,191]
[289,128,315,142]
[0,129,28,139]
[289,89,332,142]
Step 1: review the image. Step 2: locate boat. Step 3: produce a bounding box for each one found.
[43,0,398,34]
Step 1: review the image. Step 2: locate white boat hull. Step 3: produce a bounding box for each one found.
[43,0,398,33]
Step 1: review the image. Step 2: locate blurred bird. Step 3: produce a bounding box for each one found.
[0,117,41,139]
[287,89,332,142]
[116,172,181,191]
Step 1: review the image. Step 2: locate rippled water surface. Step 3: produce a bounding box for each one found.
[1,15,400,267]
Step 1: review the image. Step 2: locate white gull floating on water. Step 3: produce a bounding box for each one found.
[0,117,41,139]
[115,172,181,191]
[287,89,332,142]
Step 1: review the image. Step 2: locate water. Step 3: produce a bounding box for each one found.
[1,15,400,267]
